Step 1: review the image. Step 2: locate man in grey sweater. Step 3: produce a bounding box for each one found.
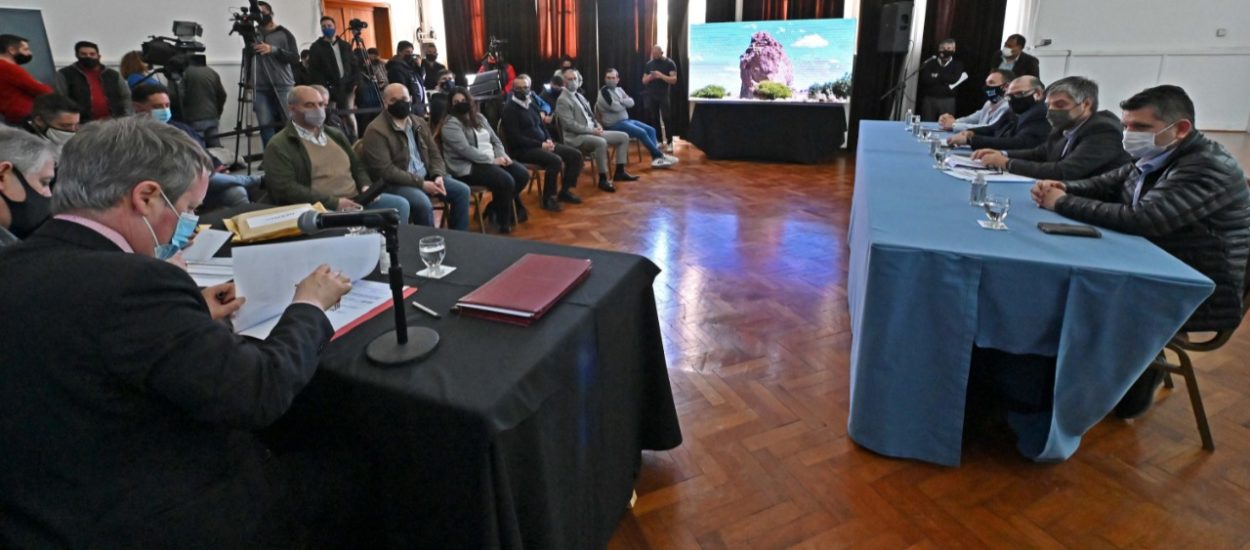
[250,1,300,145]
[556,69,637,192]
[595,68,676,169]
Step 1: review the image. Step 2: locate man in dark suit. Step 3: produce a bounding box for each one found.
[997,34,1040,78]
[0,117,363,547]
[972,76,1131,180]
[947,75,1050,151]
[309,16,362,135]
[917,38,968,121]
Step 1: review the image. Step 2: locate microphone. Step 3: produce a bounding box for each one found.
[297,208,400,234]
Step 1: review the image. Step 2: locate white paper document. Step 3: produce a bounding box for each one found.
[942,168,1035,183]
[182,229,233,262]
[231,234,383,334]
[238,280,395,339]
[943,156,989,170]
[187,257,234,287]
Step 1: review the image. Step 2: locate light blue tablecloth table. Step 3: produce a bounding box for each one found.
[847,121,1214,466]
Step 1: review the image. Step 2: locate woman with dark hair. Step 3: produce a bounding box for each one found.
[438,87,528,233]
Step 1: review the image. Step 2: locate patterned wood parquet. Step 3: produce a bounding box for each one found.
[492,138,1250,549]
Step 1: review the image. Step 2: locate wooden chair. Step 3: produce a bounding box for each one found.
[1149,250,1250,451]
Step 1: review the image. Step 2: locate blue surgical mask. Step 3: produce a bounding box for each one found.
[144,189,199,260]
[322,27,336,38]
[151,108,172,124]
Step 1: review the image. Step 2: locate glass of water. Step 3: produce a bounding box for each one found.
[932,145,948,170]
[920,128,932,142]
[982,195,1011,230]
[418,235,447,277]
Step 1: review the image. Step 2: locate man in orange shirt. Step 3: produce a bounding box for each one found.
[0,35,53,124]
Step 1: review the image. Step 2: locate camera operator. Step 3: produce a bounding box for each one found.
[309,16,361,138]
[386,41,427,118]
[478,48,515,94]
[420,43,446,91]
[250,1,300,145]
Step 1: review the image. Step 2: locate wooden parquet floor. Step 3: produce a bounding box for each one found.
[497,140,1250,549]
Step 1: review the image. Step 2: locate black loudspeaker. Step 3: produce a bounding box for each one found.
[878,1,913,53]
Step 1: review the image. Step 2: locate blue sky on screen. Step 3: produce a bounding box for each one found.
[688,18,857,94]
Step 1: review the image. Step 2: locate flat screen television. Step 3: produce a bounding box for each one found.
[688,18,857,102]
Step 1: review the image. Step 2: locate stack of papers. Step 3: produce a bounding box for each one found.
[188,258,234,287]
[943,156,992,171]
[238,279,415,340]
[941,168,1035,183]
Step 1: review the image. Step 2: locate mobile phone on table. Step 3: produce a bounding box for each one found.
[1037,222,1101,238]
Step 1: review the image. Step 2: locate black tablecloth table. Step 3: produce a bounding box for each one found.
[256,225,682,548]
[685,100,846,164]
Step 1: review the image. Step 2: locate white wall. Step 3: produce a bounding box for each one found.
[1026,0,1250,131]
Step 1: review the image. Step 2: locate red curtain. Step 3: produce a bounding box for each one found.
[469,0,487,61]
[538,0,579,59]
[742,0,845,21]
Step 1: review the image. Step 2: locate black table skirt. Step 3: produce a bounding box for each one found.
[254,225,682,548]
[686,101,846,164]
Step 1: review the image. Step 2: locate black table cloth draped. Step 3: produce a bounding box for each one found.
[253,225,682,548]
[686,101,846,164]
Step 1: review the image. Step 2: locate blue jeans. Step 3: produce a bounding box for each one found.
[206,172,261,208]
[381,176,472,230]
[253,86,291,145]
[608,119,663,159]
[189,119,222,148]
[369,193,411,226]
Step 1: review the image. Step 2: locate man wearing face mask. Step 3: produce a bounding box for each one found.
[360,83,471,229]
[556,68,637,191]
[1031,85,1250,417]
[420,43,446,90]
[972,76,1130,180]
[0,116,370,548]
[938,69,1014,132]
[596,68,677,169]
[264,86,415,222]
[251,1,301,145]
[24,94,81,148]
[0,127,57,239]
[917,38,967,122]
[502,74,585,212]
[133,84,258,209]
[387,41,428,118]
[428,69,455,127]
[0,34,53,124]
[54,41,131,122]
[948,76,1050,151]
[309,16,361,137]
[996,34,1039,78]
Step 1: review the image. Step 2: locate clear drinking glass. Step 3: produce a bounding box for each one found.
[920,128,932,142]
[982,195,1011,230]
[969,172,988,206]
[418,235,447,277]
[339,203,367,234]
[932,146,948,170]
[904,109,914,131]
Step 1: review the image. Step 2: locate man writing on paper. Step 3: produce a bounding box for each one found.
[263,85,417,222]
[1031,85,1250,418]
[0,117,366,547]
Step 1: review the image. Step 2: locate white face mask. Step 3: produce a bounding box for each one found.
[1122,122,1178,159]
[45,127,76,146]
[1002,47,1015,58]
[301,106,326,129]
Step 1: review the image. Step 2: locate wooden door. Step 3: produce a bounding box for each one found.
[322,1,393,58]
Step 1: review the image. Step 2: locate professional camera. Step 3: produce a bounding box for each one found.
[141,21,207,76]
[348,18,368,32]
[229,0,265,48]
[485,35,507,61]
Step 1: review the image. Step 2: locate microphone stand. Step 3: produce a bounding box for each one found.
[365,222,439,365]
[880,56,934,120]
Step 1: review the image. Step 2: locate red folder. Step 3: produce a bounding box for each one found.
[456,254,592,326]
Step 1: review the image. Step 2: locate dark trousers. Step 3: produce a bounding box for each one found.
[642,94,672,145]
[511,145,583,198]
[460,162,528,225]
[920,96,956,122]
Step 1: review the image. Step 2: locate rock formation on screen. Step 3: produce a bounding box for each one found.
[739,32,794,98]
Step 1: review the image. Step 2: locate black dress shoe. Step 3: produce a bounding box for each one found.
[516,205,529,223]
[613,169,639,182]
[496,222,514,234]
[598,178,617,193]
[1114,362,1167,419]
[541,196,562,211]
[557,191,582,204]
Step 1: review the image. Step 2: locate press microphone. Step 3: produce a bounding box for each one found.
[297,208,400,234]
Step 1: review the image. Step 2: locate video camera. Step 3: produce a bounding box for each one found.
[229,0,265,49]
[141,21,206,77]
[485,35,507,61]
[348,18,368,32]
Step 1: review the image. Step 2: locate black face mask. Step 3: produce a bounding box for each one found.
[402,53,414,62]
[451,102,470,115]
[439,80,454,93]
[424,53,437,61]
[984,85,1004,102]
[14,52,32,65]
[513,89,529,100]
[937,51,953,59]
[387,100,412,119]
[1008,94,1037,115]
[2,168,52,239]
[77,57,100,69]
[260,14,273,25]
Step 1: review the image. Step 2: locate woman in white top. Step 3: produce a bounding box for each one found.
[438,88,528,233]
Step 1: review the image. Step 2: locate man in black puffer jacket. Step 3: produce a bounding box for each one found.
[973,76,1131,180]
[1032,85,1250,417]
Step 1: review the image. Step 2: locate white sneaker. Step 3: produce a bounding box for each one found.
[663,154,679,164]
[651,157,673,168]
[662,143,673,153]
